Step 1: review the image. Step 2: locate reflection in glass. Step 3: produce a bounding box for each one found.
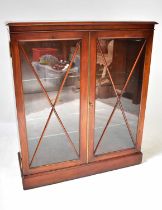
[94,38,145,155]
[20,40,80,167]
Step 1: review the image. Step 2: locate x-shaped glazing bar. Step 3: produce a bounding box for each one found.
[94,39,146,154]
[20,41,80,166]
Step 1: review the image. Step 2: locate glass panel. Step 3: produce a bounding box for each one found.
[95,105,134,155]
[20,39,80,167]
[94,38,145,155]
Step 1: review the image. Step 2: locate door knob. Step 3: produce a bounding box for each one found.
[89,102,93,107]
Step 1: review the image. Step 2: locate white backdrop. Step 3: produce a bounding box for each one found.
[0,0,162,210]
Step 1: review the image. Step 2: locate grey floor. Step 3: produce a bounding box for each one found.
[24,88,139,167]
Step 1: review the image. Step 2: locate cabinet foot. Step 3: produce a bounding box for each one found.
[18,151,142,190]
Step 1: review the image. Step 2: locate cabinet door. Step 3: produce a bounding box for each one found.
[89,30,152,162]
[11,32,88,174]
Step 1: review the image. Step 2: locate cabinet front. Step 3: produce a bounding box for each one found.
[89,31,149,161]
[9,22,155,188]
[12,32,88,174]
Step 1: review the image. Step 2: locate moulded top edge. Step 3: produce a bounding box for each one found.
[7,21,158,26]
[7,21,158,32]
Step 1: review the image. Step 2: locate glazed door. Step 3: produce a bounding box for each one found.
[89,31,149,162]
[11,32,88,174]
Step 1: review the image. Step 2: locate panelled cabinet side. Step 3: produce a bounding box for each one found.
[10,38,30,174]
[136,31,154,150]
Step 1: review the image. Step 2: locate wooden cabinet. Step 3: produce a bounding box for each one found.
[8,21,156,189]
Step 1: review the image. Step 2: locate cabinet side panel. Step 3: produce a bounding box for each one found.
[11,40,30,174]
[136,32,154,150]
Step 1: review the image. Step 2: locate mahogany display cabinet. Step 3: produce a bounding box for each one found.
[8,21,156,189]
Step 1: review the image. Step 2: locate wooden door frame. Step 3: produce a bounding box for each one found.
[88,30,154,162]
[10,31,89,175]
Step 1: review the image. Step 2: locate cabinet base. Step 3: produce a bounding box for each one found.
[18,152,142,189]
